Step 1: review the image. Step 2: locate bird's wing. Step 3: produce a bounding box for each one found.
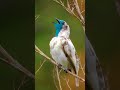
[61,38,79,73]
[61,38,80,87]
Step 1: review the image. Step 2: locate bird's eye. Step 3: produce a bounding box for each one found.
[62,22,65,25]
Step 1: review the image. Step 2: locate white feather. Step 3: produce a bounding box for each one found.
[49,21,80,87]
[49,37,69,69]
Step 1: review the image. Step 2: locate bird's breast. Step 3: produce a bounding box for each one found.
[49,37,68,68]
[50,37,63,55]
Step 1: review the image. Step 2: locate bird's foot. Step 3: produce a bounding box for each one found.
[58,64,62,69]
[64,69,71,73]
[67,69,71,72]
[64,69,68,73]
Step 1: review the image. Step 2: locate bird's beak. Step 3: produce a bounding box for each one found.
[56,18,60,24]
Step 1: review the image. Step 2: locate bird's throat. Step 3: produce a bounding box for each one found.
[55,29,61,36]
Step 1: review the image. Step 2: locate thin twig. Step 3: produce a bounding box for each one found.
[35,15,40,20]
[73,0,85,24]
[35,59,46,74]
[56,66,62,90]
[65,79,71,90]
[53,0,85,31]
[59,69,62,74]
[53,0,84,23]
[53,67,59,90]
[18,75,26,90]
[35,45,85,82]
[0,45,35,79]
[61,75,71,90]
[79,60,85,75]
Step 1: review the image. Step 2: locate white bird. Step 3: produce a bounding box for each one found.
[49,18,80,87]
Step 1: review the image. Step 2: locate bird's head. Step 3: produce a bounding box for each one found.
[53,18,68,36]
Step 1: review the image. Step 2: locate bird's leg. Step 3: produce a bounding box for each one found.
[58,64,62,69]
[64,69,72,73]
[67,69,71,72]
[64,69,68,73]
[58,64,71,73]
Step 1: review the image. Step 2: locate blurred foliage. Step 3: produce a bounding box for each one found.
[35,0,85,90]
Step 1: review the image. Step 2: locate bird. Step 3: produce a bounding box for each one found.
[49,18,80,87]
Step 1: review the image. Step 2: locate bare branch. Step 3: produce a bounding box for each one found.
[61,76,71,90]
[73,0,85,23]
[0,45,35,79]
[79,59,85,75]
[53,0,85,31]
[35,45,85,82]
[18,75,26,90]
[56,66,62,90]
[35,15,40,20]
[35,59,46,74]
[53,67,59,90]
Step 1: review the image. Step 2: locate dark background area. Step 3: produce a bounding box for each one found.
[0,0,120,89]
[86,0,120,89]
[0,0,34,90]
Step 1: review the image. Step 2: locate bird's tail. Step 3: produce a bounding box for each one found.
[75,77,79,87]
[75,54,80,87]
[74,66,79,87]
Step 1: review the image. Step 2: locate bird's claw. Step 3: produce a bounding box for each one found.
[67,69,71,72]
[64,69,68,73]
[64,69,71,73]
[58,64,62,69]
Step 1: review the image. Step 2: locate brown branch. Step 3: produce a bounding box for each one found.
[53,67,59,90]
[35,45,85,82]
[0,45,35,79]
[73,0,85,24]
[53,0,85,31]
[61,75,71,90]
[35,59,46,74]
[79,60,85,75]
[56,66,62,90]
[53,0,81,22]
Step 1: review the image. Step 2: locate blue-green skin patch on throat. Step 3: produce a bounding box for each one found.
[53,19,65,36]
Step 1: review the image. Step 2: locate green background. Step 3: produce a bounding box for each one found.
[35,0,85,90]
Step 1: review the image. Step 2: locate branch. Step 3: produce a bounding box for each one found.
[53,67,59,90]
[61,75,71,90]
[18,75,26,90]
[35,45,85,82]
[56,66,62,90]
[0,45,35,79]
[35,59,46,74]
[73,0,85,24]
[53,0,85,31]
[35,15,40,20]
[79,60,85,75]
